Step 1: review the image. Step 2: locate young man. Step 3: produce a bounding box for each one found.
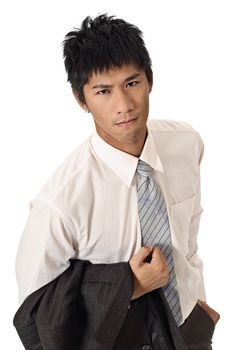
[15,14,219,349]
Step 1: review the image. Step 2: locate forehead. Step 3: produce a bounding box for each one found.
[87,63,144,86]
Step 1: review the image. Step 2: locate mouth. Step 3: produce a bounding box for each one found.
[115,118,137,128]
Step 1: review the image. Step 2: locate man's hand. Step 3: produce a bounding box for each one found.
[129,246,169,300]
[198,299,220,325]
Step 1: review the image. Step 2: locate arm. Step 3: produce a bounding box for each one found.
[185,135,206,299]
[187,136,220,324]
[15,199,77,305]
[15,199,135,349]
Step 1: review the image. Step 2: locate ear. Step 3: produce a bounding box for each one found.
[72,89,90,113]
[149,82,153,93]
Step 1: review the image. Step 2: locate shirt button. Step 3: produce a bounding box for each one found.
[141,345,152,350]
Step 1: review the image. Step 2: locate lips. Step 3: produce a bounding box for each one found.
[116,118,137,125]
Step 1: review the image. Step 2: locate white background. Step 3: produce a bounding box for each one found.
[0,0,233,348]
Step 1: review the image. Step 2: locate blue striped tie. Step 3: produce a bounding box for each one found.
[136,159,182,326]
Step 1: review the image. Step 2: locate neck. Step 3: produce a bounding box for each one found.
[118,131,148,157]
[96,128,148,158]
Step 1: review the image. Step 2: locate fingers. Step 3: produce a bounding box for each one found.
[151,246,162,259]
[197,300,220,325]
[151,247,167,265]
[130,245,168,271]
[131,246,154,266]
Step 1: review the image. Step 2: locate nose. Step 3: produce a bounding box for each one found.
[114,89,134,115]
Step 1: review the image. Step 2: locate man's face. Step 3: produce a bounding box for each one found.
[76,63,152,154]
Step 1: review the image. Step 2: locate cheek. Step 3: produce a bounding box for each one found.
[91,100,114,121]
[136,92,149,112]
[88,101,105,117]
[89,104,111,128]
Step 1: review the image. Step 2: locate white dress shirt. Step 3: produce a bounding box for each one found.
[16,118,206,323]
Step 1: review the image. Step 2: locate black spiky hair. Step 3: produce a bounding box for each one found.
[62,14,153,103]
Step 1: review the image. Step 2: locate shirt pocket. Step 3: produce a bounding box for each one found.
[168,194,196,254]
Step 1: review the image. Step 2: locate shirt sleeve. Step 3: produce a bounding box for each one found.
[187,136,206,301]
[15,199,76,305]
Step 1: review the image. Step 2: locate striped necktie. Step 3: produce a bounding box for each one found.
[136,159,182,326]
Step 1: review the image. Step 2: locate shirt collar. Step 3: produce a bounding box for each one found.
[90,122,164,187]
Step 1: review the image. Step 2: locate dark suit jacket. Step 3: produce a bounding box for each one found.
[13,259,186,350]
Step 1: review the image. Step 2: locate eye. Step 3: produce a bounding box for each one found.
[126,81,139,88]
[96,89,110,95]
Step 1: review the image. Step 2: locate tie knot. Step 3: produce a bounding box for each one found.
[136,160,152,177]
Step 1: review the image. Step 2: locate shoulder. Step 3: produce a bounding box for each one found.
[31,136,91,206]
[148,118,203,143]
[147,118,204,164]
[147,118,200,134]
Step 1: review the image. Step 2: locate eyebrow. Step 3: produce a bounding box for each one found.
[91,72,141,89]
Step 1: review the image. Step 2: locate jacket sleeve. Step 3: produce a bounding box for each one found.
[13,259,133,350]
